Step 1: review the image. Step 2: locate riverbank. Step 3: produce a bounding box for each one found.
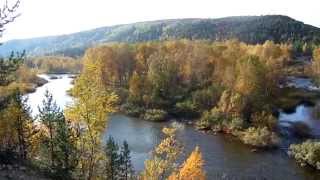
[20,76,48,94]
[25,73,320,179]
[25,74,74,116]
[106,114,320,180]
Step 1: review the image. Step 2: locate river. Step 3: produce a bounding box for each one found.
[25,74,320,180]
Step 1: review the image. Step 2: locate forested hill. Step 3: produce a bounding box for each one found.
[1,15,320,57]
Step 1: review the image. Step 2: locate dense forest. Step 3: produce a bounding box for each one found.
[1,15,320,57]
[74,40,290,147]
[72,39,320,171]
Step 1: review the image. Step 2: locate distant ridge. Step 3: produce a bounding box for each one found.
[1,15,320,57]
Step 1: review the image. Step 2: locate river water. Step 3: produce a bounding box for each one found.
[26,74,320,180]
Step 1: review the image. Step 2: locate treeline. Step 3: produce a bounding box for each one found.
[1,15,320,57]
[25,56,82,74]
[0,51,205,179]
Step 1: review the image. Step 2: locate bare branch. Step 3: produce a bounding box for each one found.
[0,0,20,38]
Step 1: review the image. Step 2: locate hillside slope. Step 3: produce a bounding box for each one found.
[1,15,320,57]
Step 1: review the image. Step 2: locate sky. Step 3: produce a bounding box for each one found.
[2,0,319,41]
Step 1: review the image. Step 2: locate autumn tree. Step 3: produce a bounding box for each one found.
[128,71,145,104]
[147,51,179,107]
[140,127,183,180]
[135,43,156,74]
[168,146,206,180]
[311,48,320,83]
[0,90,36,161]
[66,48,118,179]
[234,55,272,119]
[8,91,34,160]
[216,90,246,118]
[234,56,267,97]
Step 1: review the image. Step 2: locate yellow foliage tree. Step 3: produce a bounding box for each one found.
[168,146,206,180]
[66,49,118,179]
[312,48,320,80]
[128,71,145,104]
[140,127,183,180]
[0,91,36,160]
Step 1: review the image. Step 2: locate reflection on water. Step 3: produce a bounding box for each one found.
[26,74,320,179]
[106,114,320,179]
[279,104,320,137]
[25,74,74,116]
[281,76,320,91]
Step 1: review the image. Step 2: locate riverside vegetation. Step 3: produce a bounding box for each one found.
[286,48,320,171]
[75,40,290,148]
[0,45,206,179]
[0,58,206,179]
[72,39,320,171]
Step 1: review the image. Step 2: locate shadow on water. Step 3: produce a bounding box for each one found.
[281,100,315,114]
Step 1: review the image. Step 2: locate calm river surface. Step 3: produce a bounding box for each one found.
[26,74,320,180]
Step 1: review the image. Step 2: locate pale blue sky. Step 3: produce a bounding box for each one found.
[2,0,320,41]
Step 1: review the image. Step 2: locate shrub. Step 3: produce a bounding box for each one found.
[143,109,168,122]
[227,116,245,131]
[196,111,213,130]
[288,140,320,170]
[174,100,198,117]
[251,111,277,130]
[196,108,225,131]
[120,103,144,117]
[191,85,222,111]
[217,90,247,117]
[241,127,279,148]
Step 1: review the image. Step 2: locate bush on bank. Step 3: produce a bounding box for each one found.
[289,140,320,170]
[142,109,168,122]
[240,127,280,148]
